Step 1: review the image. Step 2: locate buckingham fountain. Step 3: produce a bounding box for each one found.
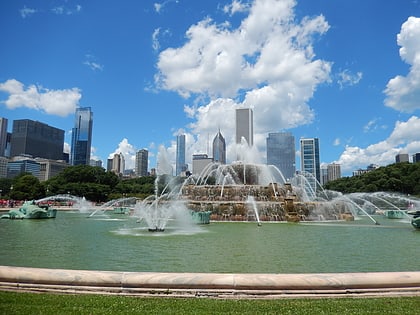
[131,145,380,232]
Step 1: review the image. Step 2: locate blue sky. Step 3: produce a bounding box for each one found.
[1,0,420,176]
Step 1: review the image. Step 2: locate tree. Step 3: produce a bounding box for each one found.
[10,173,44,200]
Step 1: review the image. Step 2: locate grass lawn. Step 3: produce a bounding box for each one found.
[1,291,420,314]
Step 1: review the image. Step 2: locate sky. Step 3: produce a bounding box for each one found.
[1,0,420,177]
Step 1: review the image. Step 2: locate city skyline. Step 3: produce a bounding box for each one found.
[1,1,420,176]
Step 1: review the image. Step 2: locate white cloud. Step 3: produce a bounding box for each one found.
[84,54,104,71]
[337,69,362,89]
[154,0,179,14]
[222,0,250,16]
[51,5,82,15]
[0,79,81,117]
[20,6,37,18]
[155,0,331,163]
[333,138,340,146]
[384,16,420,112]
[337,116,420,174]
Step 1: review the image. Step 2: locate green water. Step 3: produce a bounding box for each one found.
[0,211,418,273]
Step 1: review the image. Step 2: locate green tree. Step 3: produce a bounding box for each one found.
[10,173,44,200]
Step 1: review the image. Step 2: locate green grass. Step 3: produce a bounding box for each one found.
[1,291,420,314]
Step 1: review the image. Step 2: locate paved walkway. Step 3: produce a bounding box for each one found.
[1,266,420,298]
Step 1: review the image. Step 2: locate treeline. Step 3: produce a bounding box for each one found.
[324,162,420,195]
[0,165,157,202]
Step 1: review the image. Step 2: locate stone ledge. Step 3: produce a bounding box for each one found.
[1,266,420,298]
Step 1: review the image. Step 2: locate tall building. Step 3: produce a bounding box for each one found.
[176,134,186,176]
[212,129,226,164]
[327,163,341,182]
[413,153,420,163]
[135,149,148,176]
[10,119,64,160]
[71,107,93,165]
[236,108,253,146]
[266,132,295,180]
[109,152,125,175]
[300,138,320,192]
[0,117,7,157]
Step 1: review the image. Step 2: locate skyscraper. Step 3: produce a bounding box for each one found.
[235,108,253,146]
[266,132,295,180]
[135,149,148,176]
[176,134,186,176]
[212,129,226,164]
[71,107,93,165]
[0,117,8,157]
[10,119,64,160]
[300,137,320,192]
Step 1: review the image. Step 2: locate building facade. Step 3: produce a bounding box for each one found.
[109,152,125,176]
[300,137,320,192]
[327,163,341,183]
[395,152,409,163]
[0,117,8,157]
[176,134,186,176]
[192,154,213,176]
[10,119,64,160]
[7,157,40,179]
[71,107,93,165]
[135,149,148,176]
[212,129,226,164]
[266,132,295,181]
[235,108,253,146]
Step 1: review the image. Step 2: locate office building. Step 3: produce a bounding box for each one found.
[327,163,341,182]
[212,129,226,164]
[7,157,40,179]
[71,107,93,165]
[176,134,186,176]
[0,117,7,156]
[10,119,64,160]
[109,152,125,175]
[266,132,295,181]
[300,137,321,192]
[192,154,213,176]
[236,108,253,146]
[413,153,420,163]
[37,158,69,181]
[135,149,148,176]
[395,152,409,163]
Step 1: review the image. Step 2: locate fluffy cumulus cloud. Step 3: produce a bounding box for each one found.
[337,116,420,173]
[384,16,420,112]
[0,79,81,116]
[155,0,331,163]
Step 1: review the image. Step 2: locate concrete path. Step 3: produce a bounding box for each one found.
[1,266,420,298]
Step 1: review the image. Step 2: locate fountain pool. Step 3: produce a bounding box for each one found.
[0,209,418,274]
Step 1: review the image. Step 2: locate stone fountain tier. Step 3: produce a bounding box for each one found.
[180,183,354,222]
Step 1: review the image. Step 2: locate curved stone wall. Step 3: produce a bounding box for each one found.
[1,266,420,298]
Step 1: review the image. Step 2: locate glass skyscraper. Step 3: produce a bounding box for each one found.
[300,137,320,193]
[235,108,253,146]
[212,129,226,164]
[266,132,295,180]
[71,107,93,166]
[175,134,186,176]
